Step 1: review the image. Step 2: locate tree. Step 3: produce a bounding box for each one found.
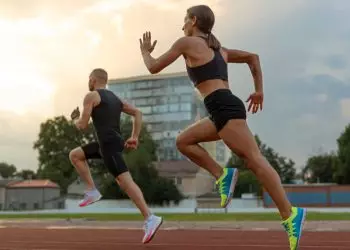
[302,153,338,183]
[335,124,350,184]
[15,169,37,180]
[33,116,96,194]
[0,162,17,179]
[33,115,183,205]
[227,135,297,197]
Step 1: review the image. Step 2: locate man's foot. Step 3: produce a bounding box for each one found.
[216,167,238,208]
[142,214,163,244]
[79,189,102,207]
[281,207,307,250]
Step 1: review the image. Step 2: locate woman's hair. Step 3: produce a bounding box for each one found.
[187,5,221,50]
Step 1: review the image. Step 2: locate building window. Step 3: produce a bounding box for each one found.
[168,96,179,103]
[169,104,179,112]
[34,203,40,209]
[153,105,168,113]
[171,177,182,185]
[20,203,26,210]
[139,106,152,114]
[58,202,65,209]
[180,95,192,102]
[180,103,191,111]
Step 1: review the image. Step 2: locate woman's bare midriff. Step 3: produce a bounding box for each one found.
[196,79,230,98]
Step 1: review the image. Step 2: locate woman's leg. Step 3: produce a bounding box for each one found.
[218,119,306,250]
[176,117,222,179]
[176,117,238,207]
[218,119,291,218]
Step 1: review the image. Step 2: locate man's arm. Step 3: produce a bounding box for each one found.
[141,37,187,74]
[121,100,142,139]
[222,47,263,92]
[75,92,98,130]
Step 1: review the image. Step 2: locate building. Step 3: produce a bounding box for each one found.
[5,180,64,210]
[263,184,350,208]
[0,179,21,210]
[107,72,229,164]
[108,72,230,197]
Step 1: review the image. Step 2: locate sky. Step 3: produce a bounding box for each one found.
[0,0,349,171]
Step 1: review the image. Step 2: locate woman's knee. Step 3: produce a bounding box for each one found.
[176,133,194,153]
[244,151,266,170]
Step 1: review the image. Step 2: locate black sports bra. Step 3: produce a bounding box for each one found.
[186,37,228,86]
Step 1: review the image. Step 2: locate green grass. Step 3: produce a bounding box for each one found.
[0,212,348,221]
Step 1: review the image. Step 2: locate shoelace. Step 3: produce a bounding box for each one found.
[283,221,296,239]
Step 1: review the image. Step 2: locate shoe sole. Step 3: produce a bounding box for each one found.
[79,194,102,208]
[143,217,163,244]
[222,169,239,208]
[296,208,307,250]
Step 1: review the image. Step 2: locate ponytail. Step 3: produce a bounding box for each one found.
[207,32,221,50]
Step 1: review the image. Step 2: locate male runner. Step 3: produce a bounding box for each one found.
[69,68,162,244]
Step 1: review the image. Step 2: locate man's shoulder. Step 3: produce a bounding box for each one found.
[83,91,101,106]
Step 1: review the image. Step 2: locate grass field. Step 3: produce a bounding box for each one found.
[0,212,348,221]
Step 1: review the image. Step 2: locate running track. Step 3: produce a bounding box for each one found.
[0,228,349,250]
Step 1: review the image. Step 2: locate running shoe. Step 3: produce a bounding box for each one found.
[79,189,102,207]
[142,214,163,244]
[216,167,239,208]
[281,207,307,250]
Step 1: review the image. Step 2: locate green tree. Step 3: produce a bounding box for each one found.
[33,116,95,194]
[302,153,338,183]
[33,115,183,205]
[335,124,350,184]
[0,162,17,178]
[15,169,37,180]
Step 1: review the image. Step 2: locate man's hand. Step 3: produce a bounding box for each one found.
[71,107,80,120]
[124,137,138,150]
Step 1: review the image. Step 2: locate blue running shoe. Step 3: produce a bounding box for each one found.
[216,167,238,208]
[281,207,307,250]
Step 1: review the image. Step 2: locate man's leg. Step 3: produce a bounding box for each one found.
[103,150,162,244]
[116,172,151,219]
[69,142,102,207]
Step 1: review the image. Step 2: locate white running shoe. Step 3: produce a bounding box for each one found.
[78,189,102,207]
[142,214,163,244]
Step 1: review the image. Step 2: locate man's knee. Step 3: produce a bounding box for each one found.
[116,171,133,189]
[69,148,85,164]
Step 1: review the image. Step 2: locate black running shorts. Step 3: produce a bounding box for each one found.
[204,89,247,132]
[81,141,128,177]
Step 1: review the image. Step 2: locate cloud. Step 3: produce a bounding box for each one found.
[0,0,349,171]
[325,55,347,70]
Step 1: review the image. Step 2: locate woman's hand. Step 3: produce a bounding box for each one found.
[139,31,157,54]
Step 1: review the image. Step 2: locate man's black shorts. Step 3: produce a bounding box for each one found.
[81,141,128,177]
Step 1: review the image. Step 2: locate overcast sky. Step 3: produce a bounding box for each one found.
[0,0,349,171]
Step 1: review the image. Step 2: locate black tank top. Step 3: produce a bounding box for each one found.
[91,88,123,143]
[186,37,228,86]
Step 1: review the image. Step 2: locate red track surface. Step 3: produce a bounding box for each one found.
[0,228,349,250]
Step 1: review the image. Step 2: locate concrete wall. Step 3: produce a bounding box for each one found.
[263,185,350,208]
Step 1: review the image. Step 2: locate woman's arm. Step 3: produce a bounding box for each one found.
[140,32,187,74]
[222,47,263,93]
